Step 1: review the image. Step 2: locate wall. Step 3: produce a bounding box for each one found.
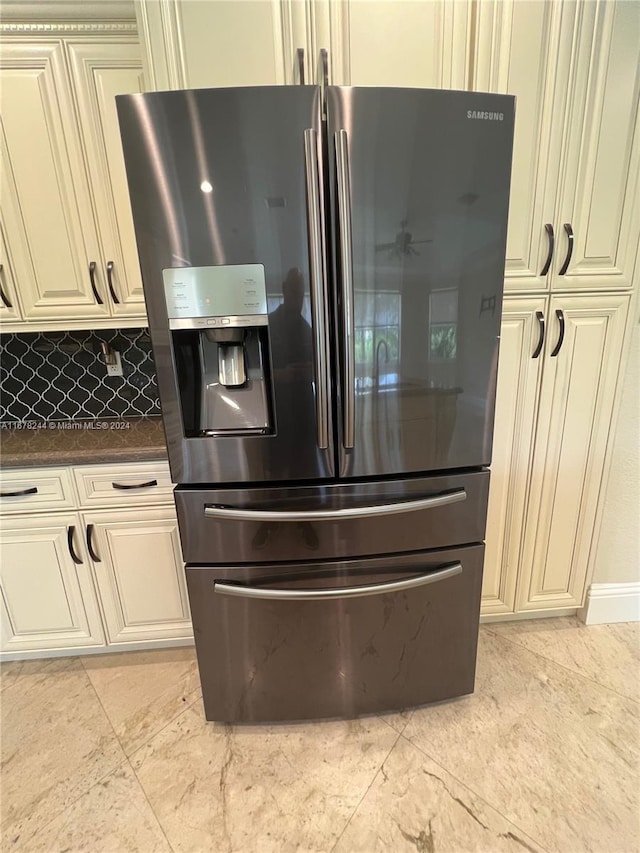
[0,329,160,422]
[592,316,640,584]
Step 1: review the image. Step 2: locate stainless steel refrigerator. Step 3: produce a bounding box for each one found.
[117,84,514,722]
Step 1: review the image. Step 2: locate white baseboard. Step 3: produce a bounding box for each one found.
[579,582,640,625]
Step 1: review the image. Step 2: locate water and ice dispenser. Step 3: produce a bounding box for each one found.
[164,265,273,436]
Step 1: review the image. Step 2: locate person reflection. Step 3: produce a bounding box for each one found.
[269,267,313,373]
[253,267,318,552]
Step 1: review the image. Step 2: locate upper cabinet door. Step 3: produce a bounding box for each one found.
[0,41,108,321]
[313,0,472,88]
[472,0,576,291]
[67,40,147,318]
[553,1,640,289]
[135,0,306,90]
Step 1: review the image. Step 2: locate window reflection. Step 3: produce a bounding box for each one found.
[428,289,458,362]
[355,289,401,389]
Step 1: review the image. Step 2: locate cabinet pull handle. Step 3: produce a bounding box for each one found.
[214,563,463,601]
[320,48,329,118]
[67,525,83,565]
[559,223,574,275]
[532,311,545,358]
[1,486,38,498]
[320,47,329,88]
[112,479,158,490]
[550,309,565,357]
[540,224,554,276]
[86,524,101,562]
[297,48,305,84]
[0,264,13,309]
[89,261,103,305]
[106,260,120,304]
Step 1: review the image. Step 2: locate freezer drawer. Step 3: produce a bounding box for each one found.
[176,469,489,564]
[186,544,484,722]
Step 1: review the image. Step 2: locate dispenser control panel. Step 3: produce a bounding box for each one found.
[163,265,267,328]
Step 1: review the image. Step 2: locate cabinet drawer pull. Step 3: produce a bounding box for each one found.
[0,264,13,309]
[89,261,103,305]
[67,526,83,565]
[1,486,38,498]
[532,311,545,358]
[297,47,305,84]
[550,309,565,357]
[106,261,120,304]
[540,224,554,276]
[86,524,101,562]
[214,562,463,601]
[112,479,158,490]
[559,223,574,275]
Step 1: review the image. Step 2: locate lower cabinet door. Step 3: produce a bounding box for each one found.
[83,507,192,644]
[0,513,105,654]
[517,293,631,611]
[186,544,484,723]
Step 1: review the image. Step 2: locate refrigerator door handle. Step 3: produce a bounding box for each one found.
[204,487,466,521]
[335,129,356,449]
[214,562,463,601]
[304,128,330,450]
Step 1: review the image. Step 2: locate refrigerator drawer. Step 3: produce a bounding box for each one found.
[186,544,484,722]
[175,470,489,564]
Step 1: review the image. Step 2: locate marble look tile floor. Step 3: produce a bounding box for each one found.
[1,618,638,853]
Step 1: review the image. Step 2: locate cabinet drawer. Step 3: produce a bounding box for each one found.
[73,461,174,508]
[0,468,76,514]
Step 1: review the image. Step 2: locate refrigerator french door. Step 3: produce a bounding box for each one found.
[117,86,514,486]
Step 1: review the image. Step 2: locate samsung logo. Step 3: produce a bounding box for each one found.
[467,110,504,121]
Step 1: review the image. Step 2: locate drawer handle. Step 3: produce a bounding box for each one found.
[86,524,101,562]
[1,486,38,498]
[204,489,467,522]
[67,526,83,565]
[214,563,463,601]
[112,479,158,490]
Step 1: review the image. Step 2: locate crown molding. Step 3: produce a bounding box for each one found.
[0,21,137,34]
[0,2,137,33]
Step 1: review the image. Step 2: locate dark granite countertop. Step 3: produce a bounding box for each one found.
[0,418,168,468]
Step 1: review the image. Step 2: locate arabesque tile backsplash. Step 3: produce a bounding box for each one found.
[0,329,160,422]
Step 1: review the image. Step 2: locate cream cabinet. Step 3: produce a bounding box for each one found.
[310,0,472,88]
[482,292,631,616]
[0,461,192,660]
[517,293,631,611]
[135,0,307,89]
[0,41,107,324]
[135,0,472,91]
[0,34,146,330]
[67,40,146,316]
[474,0,640,292]
[0,514,105,654]
[82,507,191,645]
